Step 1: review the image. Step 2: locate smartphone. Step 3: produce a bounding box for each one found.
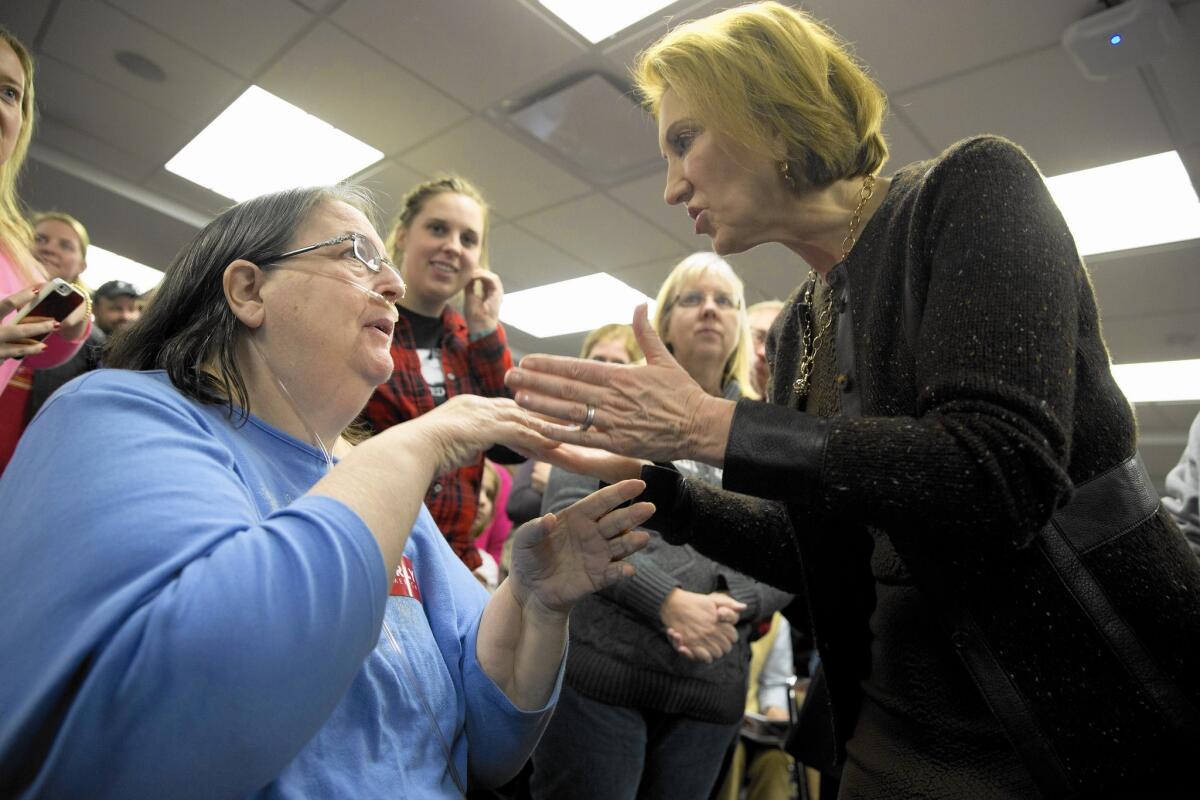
[10,279,87,343]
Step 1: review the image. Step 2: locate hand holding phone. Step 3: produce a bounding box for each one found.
[10,279,86,334]
[1,280,86,359]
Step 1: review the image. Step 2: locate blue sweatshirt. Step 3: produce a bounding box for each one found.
[0,370,558,798]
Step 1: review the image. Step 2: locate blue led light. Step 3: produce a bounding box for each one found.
[1109,33,1123,45]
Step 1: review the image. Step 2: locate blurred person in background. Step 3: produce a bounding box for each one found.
[746,299,783,398]
[92,279,141,335]
[1163,410,1200,556]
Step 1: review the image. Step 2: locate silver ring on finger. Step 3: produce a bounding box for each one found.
[576,403,596,432]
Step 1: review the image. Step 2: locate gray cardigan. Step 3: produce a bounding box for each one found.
[544,383,793,725]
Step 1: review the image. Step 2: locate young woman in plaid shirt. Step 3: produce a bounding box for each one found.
[362,176,516,570]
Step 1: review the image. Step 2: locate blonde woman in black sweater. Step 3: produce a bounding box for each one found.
[507,3,1200,797]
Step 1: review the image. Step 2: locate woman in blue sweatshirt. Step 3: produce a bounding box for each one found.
[0,185,652,798]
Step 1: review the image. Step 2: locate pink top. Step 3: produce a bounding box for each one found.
[1,247,90,398]
[473,461,514,565]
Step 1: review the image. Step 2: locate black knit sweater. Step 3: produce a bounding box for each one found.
[641,137,1200,795]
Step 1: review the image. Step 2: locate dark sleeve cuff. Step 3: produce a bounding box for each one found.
[637,464,691,545]
[486,444,526,465]
[723,398,831,504]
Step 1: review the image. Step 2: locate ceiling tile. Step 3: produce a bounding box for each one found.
[607,170,698,248]
[34,57,195,179]
[351,160,431,235]
[1088,242,1200,319]
[108,0,313,80]
[519,193,684,269]
[29,121,154,185]
[41,0,244,128]
[1140,441,1183,492]
[488,223,594,292]
[332,0,586,110]
[3,0,53,46]
[19,158,197,273]
[804,0,1094,94]
[609,255,687,298]
[259,22,469,156]
[1103,310,1200,364]
[1157,402,1200,433]
[141,169,234,220]
[399,118,589,218]
[882,111,936,170]
[895,45,1173,176]
[1149,1,1200,148]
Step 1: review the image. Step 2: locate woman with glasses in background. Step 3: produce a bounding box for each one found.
[0,29,90,399]
[0,184,653,798]
[361,175,521,575]
[529,253,791,800]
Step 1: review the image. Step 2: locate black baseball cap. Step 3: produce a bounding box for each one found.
[93,280,139,301]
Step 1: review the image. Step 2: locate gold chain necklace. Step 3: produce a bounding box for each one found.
[793,174,876,396]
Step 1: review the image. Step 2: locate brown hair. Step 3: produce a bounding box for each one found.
[385,175,492,270]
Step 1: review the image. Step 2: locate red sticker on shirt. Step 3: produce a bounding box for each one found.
[389,556,422,602]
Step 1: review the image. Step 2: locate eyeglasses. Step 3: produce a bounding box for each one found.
[264,232,401,283]
[673,290,739,310]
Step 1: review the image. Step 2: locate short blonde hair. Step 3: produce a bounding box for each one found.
[580,323,642,362]
[652,252,754,398]
[386,175,492,270]
[0,28,39,276]
[634,1,888,188]
[32,210,90,257]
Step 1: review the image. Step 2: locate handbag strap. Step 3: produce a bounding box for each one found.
[1040,454,1200,737]
[911,454,1198,796]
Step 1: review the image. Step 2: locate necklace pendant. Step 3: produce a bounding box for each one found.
[793,375,808,395]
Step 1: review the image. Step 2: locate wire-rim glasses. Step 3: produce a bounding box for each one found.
[263,232,402,285]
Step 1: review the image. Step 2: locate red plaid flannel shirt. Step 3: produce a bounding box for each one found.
[361,305,513,570]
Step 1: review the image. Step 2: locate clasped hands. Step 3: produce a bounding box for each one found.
[660,588,746,664]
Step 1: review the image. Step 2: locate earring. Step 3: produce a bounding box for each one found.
[779,160,797,192]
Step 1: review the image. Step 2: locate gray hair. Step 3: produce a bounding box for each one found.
[107,184,378,420]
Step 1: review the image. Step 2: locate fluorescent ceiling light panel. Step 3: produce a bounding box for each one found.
[166,86,383,202]
[501,273,654,338]
[1045,151,1200,256]
[537,0,676,43]
[1111,358,1200,403]
[85,246,164,295]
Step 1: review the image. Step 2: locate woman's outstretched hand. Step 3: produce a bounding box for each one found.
[505,304,735,466]
[507,479,653,615]
[406,394,559,475]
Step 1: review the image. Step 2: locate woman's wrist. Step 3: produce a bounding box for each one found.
[685,394,735,466]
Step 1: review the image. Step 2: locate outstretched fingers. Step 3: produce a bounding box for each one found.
[607,529,650,561]
[566,479,647,522]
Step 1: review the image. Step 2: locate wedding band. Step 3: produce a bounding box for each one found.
[577,403,596,432]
